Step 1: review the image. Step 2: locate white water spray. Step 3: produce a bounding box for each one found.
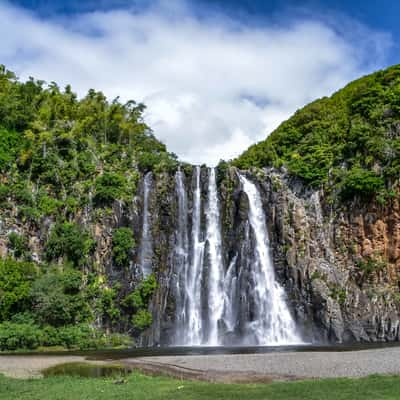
[239,174,301,344]
[205,168,224,345]
[140,172,153,277]
[185,166,204,345]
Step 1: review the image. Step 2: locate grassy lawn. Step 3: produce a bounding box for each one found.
[1,373,400,400]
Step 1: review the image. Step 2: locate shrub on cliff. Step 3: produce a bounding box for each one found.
[93,172,127,206]
[340,167,385,200]
[112,227,135,268]
[122,274,157,332]
[45,222,95,268]
[7,232,30,260]
[132,309,152,331]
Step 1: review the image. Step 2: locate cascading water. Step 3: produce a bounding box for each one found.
[139,172,153,278]
[170,167,301,346]
[239,174,301,344]
[222,256,238,334]
[182,166,205,345]
[204,168,224,345]
[173,168,190,342]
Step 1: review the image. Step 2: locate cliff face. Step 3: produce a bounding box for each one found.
[143,166,400,345]
[240,168,400,343]
[1,165,399,345]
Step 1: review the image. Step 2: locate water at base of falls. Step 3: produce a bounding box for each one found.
[171,168,301,346]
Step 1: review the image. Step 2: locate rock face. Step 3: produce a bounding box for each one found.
[1,165,399,344]
[253,168,400,343]
[144,166,400,344]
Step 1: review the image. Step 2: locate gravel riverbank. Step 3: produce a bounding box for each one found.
[1,347,400,382]
[124,347,400,382]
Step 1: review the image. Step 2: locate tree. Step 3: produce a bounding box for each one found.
[0,259,37,321]
[112,227,135,268]
[45,222,95,268]
[93,172,127,206]
[30,269,89,327]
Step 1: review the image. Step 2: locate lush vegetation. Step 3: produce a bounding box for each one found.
[0,259,134,350]
[112,228,135,269]
[0,321,130,351]
[0,66,175,350]
[122,274,157,332]
[1,372,400,400]
[234,65,400,201]
[0,64,178,224]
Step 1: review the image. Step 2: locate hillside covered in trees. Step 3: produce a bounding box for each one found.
[234,65,400,203]
[0,66,177,350]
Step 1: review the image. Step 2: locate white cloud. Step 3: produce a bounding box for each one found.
[0,1,392,165]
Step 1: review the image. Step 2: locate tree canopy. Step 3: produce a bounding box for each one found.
[234,64,400,200]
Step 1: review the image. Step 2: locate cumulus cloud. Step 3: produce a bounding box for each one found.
[0,1,392,165]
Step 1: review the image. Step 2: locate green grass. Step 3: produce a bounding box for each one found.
[1,373,400,400]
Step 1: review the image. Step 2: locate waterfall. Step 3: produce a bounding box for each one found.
[205,168,224,345]
[139,172,153,278]
[239,174,301,345]
[185,166,204,345]
[222,255,238,334]
[174,168,190,341]
[171,167,301,346]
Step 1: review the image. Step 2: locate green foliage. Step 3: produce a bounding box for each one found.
[0,259,37,321]
[7,232,29,259]
[0,320,42,350]
[38,194,63,216]
[132,310,152,331]
[0,320,132,351]
[356,257,386,276]
[330,286,347,306]
[98,286,121,323]
[122,274,157,332]
[30,269,90,327]
[340,167,385,200]
[216,159,229,187]
[122,289,144,309]
[112,227,135,268]
[0,66,181,347]
[0,127,21,171]
[94,173,127,206]
[0,184,9,204]
[234,64,400,200]
[0,64,176,222]
[45,222,95,267]
[310,271,323,281]
[122,274,157,311]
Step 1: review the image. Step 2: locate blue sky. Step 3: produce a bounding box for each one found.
[2,0,397,164]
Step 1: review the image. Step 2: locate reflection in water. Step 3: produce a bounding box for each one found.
[10,342,400,363]
[43,362,131,378]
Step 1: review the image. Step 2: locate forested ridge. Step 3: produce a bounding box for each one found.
[0,66,176,351]
[234,65,400,202]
